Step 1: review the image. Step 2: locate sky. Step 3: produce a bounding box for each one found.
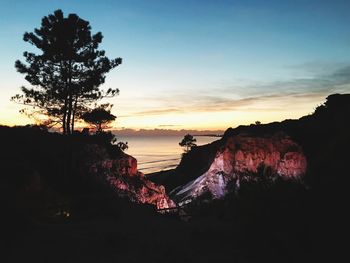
[0,0,350,131]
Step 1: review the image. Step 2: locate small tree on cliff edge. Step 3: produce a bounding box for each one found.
[12,9,122,134]
[82,104,116,133]
[179,134,197,153]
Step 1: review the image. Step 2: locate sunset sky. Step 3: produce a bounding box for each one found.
[0,0,350,130]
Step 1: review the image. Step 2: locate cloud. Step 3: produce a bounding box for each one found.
[257,65,350,94]
[284,61,350,76]
[158,124,182,127]
[119,108,183,117]
[112,128,224,136]
[184,92,327,112]
[118,63,350,118]
[188,65,350,110]
[329,65,350,84]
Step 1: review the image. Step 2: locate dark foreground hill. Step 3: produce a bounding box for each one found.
[152,93,349,261]
[1,93,349,262]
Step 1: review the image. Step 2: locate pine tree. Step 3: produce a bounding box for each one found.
[12,9,121,134]
[82,104,116,133]
[179,134,197,153]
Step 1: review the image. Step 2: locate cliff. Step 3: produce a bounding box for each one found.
[82,144,175,210]
[164,94,350,206]
[170,133,307,205]
[0,126,175,219]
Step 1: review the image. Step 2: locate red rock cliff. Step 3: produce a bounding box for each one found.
[225,135,307,178]
[85,144,175,210]
[170,133,307,205]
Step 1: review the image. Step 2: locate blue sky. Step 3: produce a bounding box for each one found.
[0,0,349,129]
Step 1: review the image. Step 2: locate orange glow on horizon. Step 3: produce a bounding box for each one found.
[0,98,317,131]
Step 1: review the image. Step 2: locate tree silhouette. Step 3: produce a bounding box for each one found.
[179,134,197,153]
[82,105,116,133]
[12,9,121,134]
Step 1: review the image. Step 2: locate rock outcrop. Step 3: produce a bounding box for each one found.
[170,133,307,206]
[85,144,175,210]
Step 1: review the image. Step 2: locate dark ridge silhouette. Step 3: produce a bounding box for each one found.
[1,93,348,262]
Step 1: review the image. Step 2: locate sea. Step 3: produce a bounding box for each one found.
[115,135,220,174]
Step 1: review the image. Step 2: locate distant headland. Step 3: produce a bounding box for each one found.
[111,128,224,137]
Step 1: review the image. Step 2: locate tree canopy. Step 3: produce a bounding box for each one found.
[81,105,116,133]
[179,134,197,153]
[12,9,121,134]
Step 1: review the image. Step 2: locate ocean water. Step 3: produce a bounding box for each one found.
[115,135,220,174]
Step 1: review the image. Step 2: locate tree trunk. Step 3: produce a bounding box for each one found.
[71,95,78,133]
[62,95,68,135]
[62,113,66,135]
[66,94,72,135]
[66,60,73,135]
[61,62,68,135]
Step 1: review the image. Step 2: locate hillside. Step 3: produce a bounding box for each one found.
[1,93,349,262]
[157,93,349,197]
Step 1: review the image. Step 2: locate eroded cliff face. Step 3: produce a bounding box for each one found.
[170,134,307,205]
[85,145,175,210]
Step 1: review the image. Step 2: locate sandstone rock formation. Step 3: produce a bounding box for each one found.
[86,144,175,210]
[170,133,307,206]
